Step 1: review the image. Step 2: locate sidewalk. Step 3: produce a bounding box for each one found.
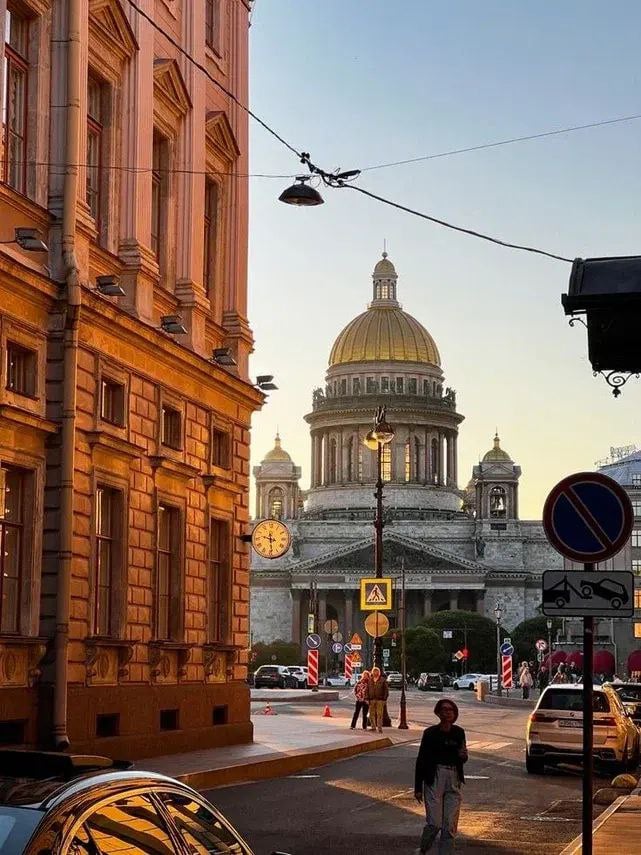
[136,706,416,791]
[561,789,641,853]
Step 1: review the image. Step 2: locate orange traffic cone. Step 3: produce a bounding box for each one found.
[262,703,277,715]
[322,704,332,717]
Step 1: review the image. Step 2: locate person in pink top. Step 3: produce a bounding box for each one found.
[350,670,370,730]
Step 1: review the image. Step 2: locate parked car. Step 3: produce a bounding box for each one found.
[253,665,297,689]
[325,674,349,687]
[0,749,293,854]
[609,682,641,727]
[286,666,308,688]
[452,673,483,690]
[386,672,405,690]
[417,673,444,692]
[441,673,453,688]
[526,684,640,774]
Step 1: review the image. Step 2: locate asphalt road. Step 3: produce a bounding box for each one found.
[206,690,613,855]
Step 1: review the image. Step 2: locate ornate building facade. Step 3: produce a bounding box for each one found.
[0,0,258,757]
[250,255,563,650]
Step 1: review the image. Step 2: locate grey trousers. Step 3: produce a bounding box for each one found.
[420,766,462,854]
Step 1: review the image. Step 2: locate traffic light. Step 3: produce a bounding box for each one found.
[461,648,469,659]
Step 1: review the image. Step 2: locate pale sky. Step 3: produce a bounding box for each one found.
[246,1,641,520]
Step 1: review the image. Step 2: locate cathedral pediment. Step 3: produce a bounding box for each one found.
[290,531,486,577]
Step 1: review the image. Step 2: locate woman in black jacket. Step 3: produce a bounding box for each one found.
[414,698,468,854]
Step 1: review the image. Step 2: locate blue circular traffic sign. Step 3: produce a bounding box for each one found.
[500,642,514,657]
[543,472,633,564]
[306,633,322,650]
[332,642,343,654]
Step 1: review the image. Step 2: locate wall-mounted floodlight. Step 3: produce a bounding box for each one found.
[256,374,278,391]
[160,315,188,335]
[95,275,126,297]
[0,227,48,252]
[211,347,237,366]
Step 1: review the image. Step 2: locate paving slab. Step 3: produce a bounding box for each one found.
[560,790,641,853]
[135,707,403,790]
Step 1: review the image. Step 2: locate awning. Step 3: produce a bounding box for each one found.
[593,650,615,675]
[566,650,584,669]
[627,650,641,674]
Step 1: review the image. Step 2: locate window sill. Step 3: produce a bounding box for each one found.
[0,403,57,434]
[150,455,200,481]
[87,430,142,461]
[202,471,243,494]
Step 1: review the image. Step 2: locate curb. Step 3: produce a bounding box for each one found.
[167,736,393,791]
[250,690,340,703]
[483,694,536,709]
[559,783,641,854]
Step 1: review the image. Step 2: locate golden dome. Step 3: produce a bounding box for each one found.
[264,433,292,462]
[329,306,440,366]
[482,433,511,463]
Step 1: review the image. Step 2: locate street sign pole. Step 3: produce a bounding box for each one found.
[583,561,594,855]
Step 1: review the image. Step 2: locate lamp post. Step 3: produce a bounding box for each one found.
[546,618,553,676]
[398,557,408,729]
[363,405,395,671]
[494,603,503,697]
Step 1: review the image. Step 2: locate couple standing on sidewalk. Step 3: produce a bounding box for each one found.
[350,667,389,732]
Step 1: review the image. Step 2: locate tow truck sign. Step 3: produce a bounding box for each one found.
[541,569,634,617]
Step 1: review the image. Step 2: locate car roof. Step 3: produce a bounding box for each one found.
[541,684,606,692]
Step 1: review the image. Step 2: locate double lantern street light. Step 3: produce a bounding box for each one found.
[362,407,407,729]
[494,602,503,697]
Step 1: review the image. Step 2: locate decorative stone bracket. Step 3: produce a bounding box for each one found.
[148,641,193,682]
[0,637,48,688]
[203,642,239,682]
[84,637,135,685]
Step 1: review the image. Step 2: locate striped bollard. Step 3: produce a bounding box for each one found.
[501,654,512,691]
[344,654,353,682]
[307,649,319,688]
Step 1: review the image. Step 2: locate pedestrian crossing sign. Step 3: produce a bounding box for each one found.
[360,577,392,611]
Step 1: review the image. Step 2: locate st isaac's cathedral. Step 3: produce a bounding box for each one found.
[250,254,562,646]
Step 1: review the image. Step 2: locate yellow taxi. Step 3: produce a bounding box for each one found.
[526,683,640,774]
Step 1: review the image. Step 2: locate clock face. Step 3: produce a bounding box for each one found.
[251,519,291,559]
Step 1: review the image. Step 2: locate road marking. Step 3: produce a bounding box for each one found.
[288,774,320,779]
[519,816,577,823]
[349,788,414,813]
[466,775,490,780]
[467,740,513,751]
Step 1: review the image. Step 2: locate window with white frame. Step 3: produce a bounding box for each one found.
[2,8,28,194]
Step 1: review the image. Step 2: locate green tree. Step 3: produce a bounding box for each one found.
[388,626,448,675]
[251,639,301,670]
[511,616,563,666]
[419,610,505,673]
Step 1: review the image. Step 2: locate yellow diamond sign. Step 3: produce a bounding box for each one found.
[360,577,392,611]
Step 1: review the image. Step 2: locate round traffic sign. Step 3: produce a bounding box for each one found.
[364,611,389,638]
[332,631,343,642]
[343,643,353,653]
[323,619,339,634]
[543,471,633,563]
[500,642,514,657]
[331,642,343,654]
[306,633,322,650]
[535,639,548,652]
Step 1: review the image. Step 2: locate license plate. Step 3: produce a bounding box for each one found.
[559,719,582,728]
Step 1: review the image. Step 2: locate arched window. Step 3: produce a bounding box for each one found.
[347,437,354,481]
[404,439,411,482]
[382,444,392,482]
[329,438,337,484]
[489,486,507,518]
[414,437,421,482]
[269,487,284,520]
[431,438,439,485]
[358,444,363,481]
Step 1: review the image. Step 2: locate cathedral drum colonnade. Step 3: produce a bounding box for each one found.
[250,255,561,653]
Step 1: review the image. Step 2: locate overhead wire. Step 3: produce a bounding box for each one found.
[360,113,641,172]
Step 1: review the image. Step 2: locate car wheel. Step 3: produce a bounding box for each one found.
[581,585,592,597]
[611,597,622,609]
[278,679,285,689]
[526,752,545,774]
[468,683,474,690]
[453,683,460,690]
[555,596,567,608]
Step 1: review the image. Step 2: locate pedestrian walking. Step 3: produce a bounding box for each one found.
[519,663,533,700]
[350,670,370,730]
[537,666,549,693]
[551,663,568,684]
[366,666,389,733]
[414,698,468,854]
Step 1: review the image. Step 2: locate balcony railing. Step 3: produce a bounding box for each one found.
[309,390,457,413]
